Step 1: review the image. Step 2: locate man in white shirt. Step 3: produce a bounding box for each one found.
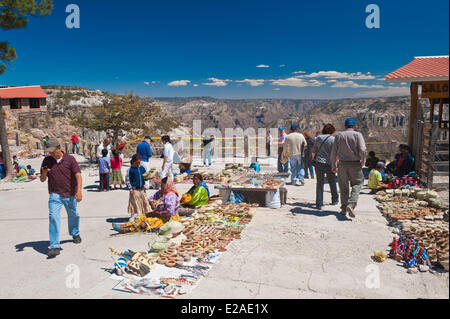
[160,135,174,179]
[277,126,289,173]
[97,138,112,159]
[282,124,306,186]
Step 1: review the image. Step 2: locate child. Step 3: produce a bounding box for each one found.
[368,162,389,193]
[110,149,125,189]
[126,154,151,221]
[26,165,35,176]
[98,148,111,192]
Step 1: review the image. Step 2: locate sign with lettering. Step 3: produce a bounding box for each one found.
[421,81,449,99]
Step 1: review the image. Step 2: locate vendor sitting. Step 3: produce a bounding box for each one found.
[368,162,389,193]
[112,177,181,233]
[387,144,415,177]
[179,153,192,175]
[178,173,210,216]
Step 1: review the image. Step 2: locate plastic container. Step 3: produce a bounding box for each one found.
[265,190,281,209]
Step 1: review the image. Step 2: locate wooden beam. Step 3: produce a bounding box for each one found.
[409,82,419,151]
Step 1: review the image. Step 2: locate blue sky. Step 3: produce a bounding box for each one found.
[1,0,448,99]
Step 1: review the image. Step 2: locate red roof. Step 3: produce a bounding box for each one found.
[385,56,449,83]
[0,86,48,98]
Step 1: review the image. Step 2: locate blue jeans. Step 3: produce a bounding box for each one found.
[315,162,339,207]
[72,143,79,154]
[203,148,212,166]
[100,173,110,191]
[304,164,315,178]
[49,194,80,249]
[277,154,289,173]
[290,154,305,183]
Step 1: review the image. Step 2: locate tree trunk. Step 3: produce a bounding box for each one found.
[0,107,14,181]
[113,128,119,148]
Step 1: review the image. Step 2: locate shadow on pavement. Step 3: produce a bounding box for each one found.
[84,184,99,190]
[15,240,72,257]
[289,202,351,221]
[106,217,129,223]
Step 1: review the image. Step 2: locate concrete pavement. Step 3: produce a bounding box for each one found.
[0,155,448,298]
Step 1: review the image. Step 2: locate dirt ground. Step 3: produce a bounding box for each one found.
[0,155,448,299]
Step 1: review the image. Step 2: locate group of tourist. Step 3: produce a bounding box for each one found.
[277,118,416,217]
[31,120,417,259]
[36,132,212,258]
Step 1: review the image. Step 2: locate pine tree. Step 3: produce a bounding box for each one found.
[0,0,53,180]
[70,93,164,147]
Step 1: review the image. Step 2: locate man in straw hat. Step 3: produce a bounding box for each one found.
[40,138,83,258]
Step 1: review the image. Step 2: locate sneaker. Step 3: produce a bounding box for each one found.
[298,180,305,186]
[47,248,61,258]
[73,235,82,244]
[346,205,355,218]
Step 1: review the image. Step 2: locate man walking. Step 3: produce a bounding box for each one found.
[160,135,174,179]
[282,124,306,186]
[40,139,83,258]
[330,118,367,218]
[137,136,153,188]
[277,126,289,173]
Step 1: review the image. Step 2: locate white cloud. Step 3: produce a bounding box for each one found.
[236,79,265,87]
[256,64,270,68]
[300,71,376,80]
[152,81,158,84]
[193,84,199,87]
[273,88,280,91]
[144,81,150,85]
[270,77,326,87]
[202,78,231,87]
[279,64,286,67]
[293,70,306,74]
[168,80,191,86]
[355,86,411,97]
[330,81,384,89]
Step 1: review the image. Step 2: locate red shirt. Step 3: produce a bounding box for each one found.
[110,156,122,170]
[41,153,81,197]
[71,135,78,144]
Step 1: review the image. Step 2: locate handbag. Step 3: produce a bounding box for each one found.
[312,135,331,167]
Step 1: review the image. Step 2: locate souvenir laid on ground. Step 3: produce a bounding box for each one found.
[374,189,449,273]
[143,169,158,180]
[109,199,260,297]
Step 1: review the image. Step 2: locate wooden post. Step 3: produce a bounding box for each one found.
[16,132,19,146]
[389,141,397,160]
[409,83,419,154]
[416,120,424,181]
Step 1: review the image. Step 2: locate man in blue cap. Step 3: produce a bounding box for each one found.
[282,124,307,185]
[330,118,367,218]
[277,126,289,173]
[136,136,153,188]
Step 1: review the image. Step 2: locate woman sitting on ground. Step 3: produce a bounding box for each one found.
[112,177,180,233]
[178,173,210,216]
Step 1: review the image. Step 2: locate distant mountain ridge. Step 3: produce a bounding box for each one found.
[40,85,421,143]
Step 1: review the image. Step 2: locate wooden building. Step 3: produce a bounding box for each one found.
[0,86,48,114]
[386,56,449,188]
